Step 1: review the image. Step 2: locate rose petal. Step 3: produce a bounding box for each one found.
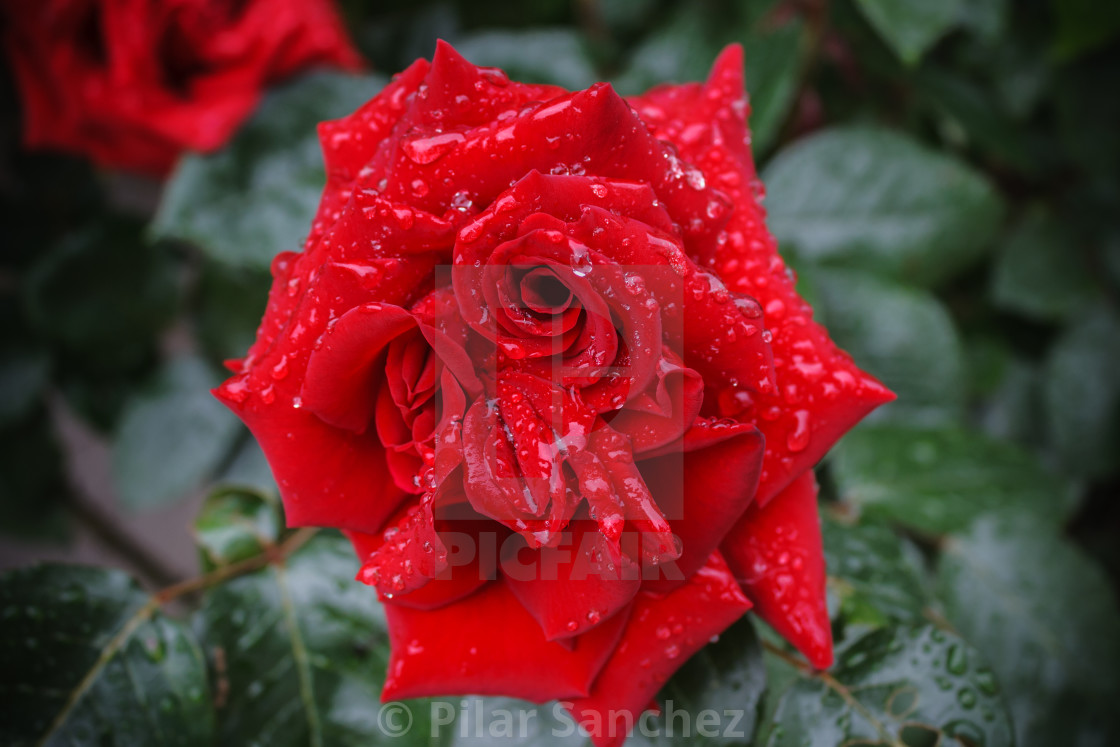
[346,506,497,611]
[605,351,704,455]
[639,418,764,593]
[720,470,833,669]
[564,551,751,747]
[216,259,433,533]
[628,46,894,504]
[453,172,775,396]
[502,517,641,641]
[380,80,731,250]
[301,302,417,433]
[569,426,680,566]
[355,486,447,597]
[461,372,595,544]
[314,58,431,251]
[381,578,630,702]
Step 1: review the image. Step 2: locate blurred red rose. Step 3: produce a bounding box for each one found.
[1,0,364,174]
[216,41,893,746]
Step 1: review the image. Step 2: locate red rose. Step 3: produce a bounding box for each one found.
[216,41,892,746]
[2,0,363,174]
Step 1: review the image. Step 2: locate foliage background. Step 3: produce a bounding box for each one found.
[2,0,1119,744]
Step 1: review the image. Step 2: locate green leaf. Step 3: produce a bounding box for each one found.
[216,437,278,497]
[194,487,283,571]
[614,7,714,95]
[454,29,597,89]
[613,4,804,156]
[969,346,1044,446]
[1043,304,1120,479]
[831,423,1074,535]
[937,513,1120,746]
[763,127,1005,286]
[915,67,1033,172]
[956,0,1009,41]
[854,0,964,64]
[23,219,179,372]
[813,269,966,425]
[194,262,271,364]
[764,624,1014,747]
[0,565,214,746]
[743,21,805,154]
[599,0,661,35]
[152,72,386,271]
[822,517,929,631]
[112,356,242,511]
[195,531,431,746]
[991,209,1099,321]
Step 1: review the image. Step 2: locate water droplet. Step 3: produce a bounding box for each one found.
[786,409,811,453]
[402,132,465,164]
[571,245,593,277]
[974,667,999,696]
[451,190,473,211]
[946,644,967,675]
[270,356,289,380]
[957,688,977,709]
[685,169,706,190]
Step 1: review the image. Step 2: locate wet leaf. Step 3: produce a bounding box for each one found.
[743,21,805,154]
[764,624,1013,747]
[854,0,963,64]
[822,517,929,631]
[23,219,179,372]
[991,209,1099,321]
[764,127,1004,287]
[0,565,213,746]
[813,269,966,426]
[112,356,242,511]
[194,531,433,746]
[938,512,1120,747]
[1043,305,1120,479]
[194,486,283,571]
[830,423,1075,535]
[194,262,271,364]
